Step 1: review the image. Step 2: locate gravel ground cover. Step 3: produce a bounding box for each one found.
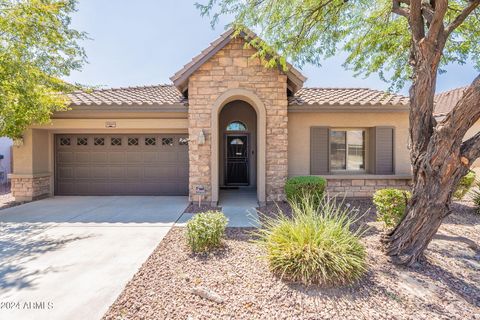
[0,193,21,210]
[105,199,480,320]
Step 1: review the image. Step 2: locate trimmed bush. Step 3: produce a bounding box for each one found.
[285,176,326,205]
[373,188,411,228]
[454,170,476,200]
[256,195,367,286]
[186,211,228,253]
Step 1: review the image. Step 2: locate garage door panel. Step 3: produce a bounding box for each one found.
[74,167,91,179]
[75,152,90,162]
[89,166,110,179]
[108,152,127,163]
[57,152,75,163]
[91,152,108,162]
[55,134,189,196]
[126,153,143,163]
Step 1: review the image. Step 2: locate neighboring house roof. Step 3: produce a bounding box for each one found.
[288,88,409,107]
[68,84,188,106]
[434,87,467,116]
[170,27,307,95]
[68,85,409,109]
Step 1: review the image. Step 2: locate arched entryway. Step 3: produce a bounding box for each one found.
[219,101,257,188]
[211,89,266,205]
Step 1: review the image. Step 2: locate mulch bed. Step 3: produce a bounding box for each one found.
[104,199,480,320]
[183,203,222,214]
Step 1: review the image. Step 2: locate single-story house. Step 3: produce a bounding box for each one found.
[10,28,413,204]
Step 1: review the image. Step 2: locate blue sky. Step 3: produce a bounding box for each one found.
[67,0,477,94]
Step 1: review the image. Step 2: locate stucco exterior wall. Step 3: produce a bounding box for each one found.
[287,111,411,176]
[188,37,289,203]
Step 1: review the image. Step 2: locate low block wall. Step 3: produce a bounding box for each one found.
[326,178,412,197]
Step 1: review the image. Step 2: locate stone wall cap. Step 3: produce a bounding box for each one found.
[308,174,413,180]
[9,173,52,179]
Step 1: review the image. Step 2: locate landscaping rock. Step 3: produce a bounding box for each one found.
[191,286,225,304]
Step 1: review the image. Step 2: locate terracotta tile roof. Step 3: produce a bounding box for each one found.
[68,85,409,109]
[434,87,467,116]
[68,84,188,106]
[288,88,409,107]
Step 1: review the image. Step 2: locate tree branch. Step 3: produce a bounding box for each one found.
[426,0,448,42]
[409,0,425,41]
[441,74,480,143]
[445,0,480,36]
[461,131,480,164]
[392,0,410,18]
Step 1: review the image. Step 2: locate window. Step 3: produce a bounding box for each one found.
[330,130,365,171]
[226,121,247,131]
[77,137,88,146]
[59,137,70,146]
[162,137,173,146]
[94,137,105,146]
[230,138,244,145]
[179,137,188,146]
[128,137,139,146]
[111,137,122,146]
[145,137,156,146]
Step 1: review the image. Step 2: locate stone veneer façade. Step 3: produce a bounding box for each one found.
[187,37,289,203]
[326,178,412,197]
[10,175,51,202]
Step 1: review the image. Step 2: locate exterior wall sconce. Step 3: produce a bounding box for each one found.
[198,129,206,145]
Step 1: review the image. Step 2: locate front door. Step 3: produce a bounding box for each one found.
[225,135,249,185]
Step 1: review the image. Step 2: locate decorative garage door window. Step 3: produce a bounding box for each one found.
[128,137,139,146]
[162,137,174,146]
[94,137,105,146]
[77,137,88,146]
[179,137,188,145]
[145,137,156,146]
[111,137,122,146]
[59,137,71,146]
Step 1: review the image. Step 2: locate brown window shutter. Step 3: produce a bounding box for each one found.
[310,127,330,174]
[373,127,394,174]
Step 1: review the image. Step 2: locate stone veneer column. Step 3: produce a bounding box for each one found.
[188,37,289,203]
[10,174,51,202]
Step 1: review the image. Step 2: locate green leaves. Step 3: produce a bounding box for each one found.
[197,0,480,91]
[0,0,86,138]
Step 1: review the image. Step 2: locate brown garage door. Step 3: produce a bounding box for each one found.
[55,134,189,195]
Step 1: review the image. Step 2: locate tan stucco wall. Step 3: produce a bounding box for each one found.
[287,112,412,176]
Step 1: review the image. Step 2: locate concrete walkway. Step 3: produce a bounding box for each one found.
[219,189,260,227]
[0,196,187,320]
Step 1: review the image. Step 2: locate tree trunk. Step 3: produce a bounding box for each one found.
[384,44,468,266]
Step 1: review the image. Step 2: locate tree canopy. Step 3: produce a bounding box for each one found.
[197,0,480,90]
[0,0,86,138]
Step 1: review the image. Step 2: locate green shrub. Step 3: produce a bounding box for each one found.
[373,188,411,228]
[454,170,476,200]
[285,176,326,205]
[186,211,228,252]
[256,195,367,286]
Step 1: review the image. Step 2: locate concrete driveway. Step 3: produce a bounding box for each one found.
[0,196,188,320]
